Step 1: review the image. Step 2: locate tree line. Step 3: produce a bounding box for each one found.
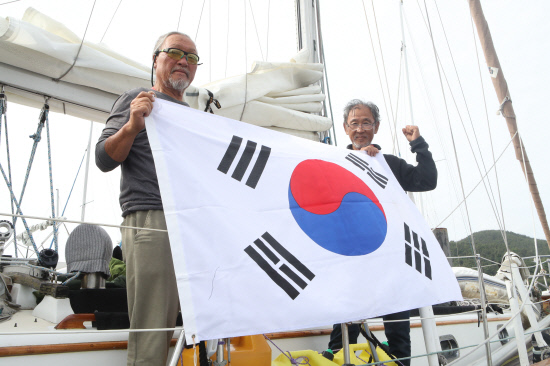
[448,230,549,276]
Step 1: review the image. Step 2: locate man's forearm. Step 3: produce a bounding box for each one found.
[103,121,141,163]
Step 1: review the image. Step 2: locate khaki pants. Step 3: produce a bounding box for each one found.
[122,210,179,366]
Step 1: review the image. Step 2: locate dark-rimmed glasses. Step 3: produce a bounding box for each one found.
[157,48,201,65]
[346,122,376,131]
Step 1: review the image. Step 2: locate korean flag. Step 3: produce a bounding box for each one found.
[146,98,461,343]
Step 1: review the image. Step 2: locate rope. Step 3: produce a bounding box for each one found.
[0,103,47,258]
[100,0,123,43]
[18,107,46,208]
[44,106,58,252]
[263,335,311,365]
[0,0,20,5]
[177,0,184,31]
[497,96,515,119]
[61,271,81,286]
[53,0,97,82]
[195,0,207,42]
[0,87,17,257]
[0,168,39,257]
[248,0,265,61]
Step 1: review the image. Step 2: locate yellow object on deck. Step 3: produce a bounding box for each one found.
[333,343,397,366]
[272,349,339,366]
[179,335,272,365]
[272,343,396,366]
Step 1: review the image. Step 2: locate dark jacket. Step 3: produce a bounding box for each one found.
[347,136,437,192]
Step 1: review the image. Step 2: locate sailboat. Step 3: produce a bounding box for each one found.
[0,1,549,365]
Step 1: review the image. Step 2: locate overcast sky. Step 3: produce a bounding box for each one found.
[1,0,549,260]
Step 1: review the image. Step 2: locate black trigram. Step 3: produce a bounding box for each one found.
[244,232,315,300]
[404,223,432,280]
[345,153,388,189]
[217,135,271,189]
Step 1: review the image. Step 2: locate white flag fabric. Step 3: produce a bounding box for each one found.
[146,99,462,343]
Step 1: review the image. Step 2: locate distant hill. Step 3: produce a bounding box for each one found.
[448,230,549,276]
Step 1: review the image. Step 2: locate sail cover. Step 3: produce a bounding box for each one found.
[146,98,462,342]
[0,8,332,140]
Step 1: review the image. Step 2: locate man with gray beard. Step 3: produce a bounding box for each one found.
[95,32,200,366]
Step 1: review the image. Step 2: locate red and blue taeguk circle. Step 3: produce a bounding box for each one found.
[288,159,387,256]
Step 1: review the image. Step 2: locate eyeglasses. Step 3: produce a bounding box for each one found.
[346,122,376,131]
[157,48,201,65]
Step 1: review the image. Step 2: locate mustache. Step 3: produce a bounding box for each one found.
[171,67,189,77]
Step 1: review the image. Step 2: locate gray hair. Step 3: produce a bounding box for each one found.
[153,31,193,56]
[343,99,381,125]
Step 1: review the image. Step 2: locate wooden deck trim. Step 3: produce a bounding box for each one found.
[0,339,178,357]
[55,313,96,329]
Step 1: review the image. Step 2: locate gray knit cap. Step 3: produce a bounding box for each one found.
[65,224,112,277]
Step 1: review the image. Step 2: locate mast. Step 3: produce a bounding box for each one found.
[468,0,550,248]
[295,0,335,145]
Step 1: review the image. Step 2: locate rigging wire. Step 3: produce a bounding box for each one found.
[44,106,59,252]
[48,149,88,249]
[209,0,211,82]
[0,211,168,233]
[360,0,397,153]
[54,0,97,82]
[468,10,512,270]
[419,9,533,349]
[431,1,505,237]
[410,1,508,238]
[370,0,398,152]
[392,50,403,153]
[420,8,491,353]
[265,0,271,61]
[0,88,16,256]
[518,127,543,286]
[225,0,230,78]
[248,0,265,61]
[194,0,207,43]
[239,0,249,122]
[0,0,20,6]
[100,0,123,43]
[414,0,502,235]
[177,0,184,31]
[315,0,336,145]
[423,23,506,235]
[402,8,469,235]
[434,132,516,230]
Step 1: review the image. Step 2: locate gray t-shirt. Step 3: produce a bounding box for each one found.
[95,87,189,217]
